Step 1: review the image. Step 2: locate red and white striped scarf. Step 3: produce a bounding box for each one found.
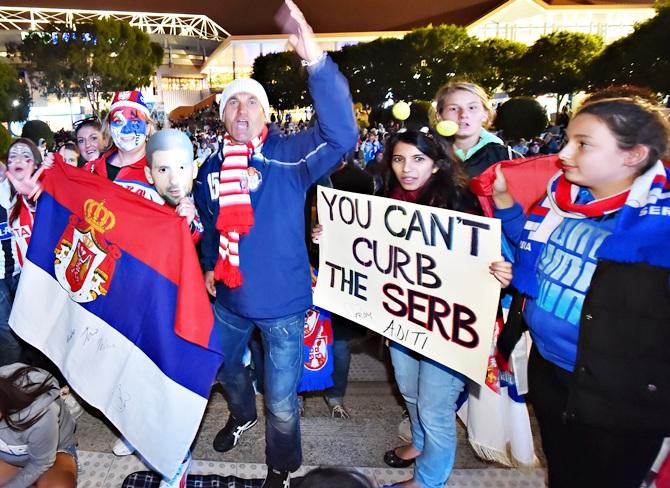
[12,195,35,268]
[214,126,268,288]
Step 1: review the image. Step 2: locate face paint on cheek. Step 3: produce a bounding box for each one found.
[110,108,148,152]
[111,121,147,152]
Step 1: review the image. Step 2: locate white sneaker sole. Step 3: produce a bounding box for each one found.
[112,437,136,456]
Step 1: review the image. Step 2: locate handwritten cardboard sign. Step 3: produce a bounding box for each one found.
[313,187,502,384]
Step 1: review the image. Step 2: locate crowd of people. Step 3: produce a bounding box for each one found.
[1,1,670,487]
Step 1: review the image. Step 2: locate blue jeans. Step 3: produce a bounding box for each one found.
[214,303,304,472]
[390,343,466,488]
[0,274,21,367]
[324,338,350,403]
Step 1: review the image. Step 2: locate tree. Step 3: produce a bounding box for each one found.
[332,37,410,107]
[250,25,529,109]
[399,25,479,101]
[252,51,308,111]
[494,97,548,140]
[473,38,527,94]
[587,7,670,95]
[512,31,604,117]
[0,125,12,157]
[10,19,163,115]
[0,62,30,122]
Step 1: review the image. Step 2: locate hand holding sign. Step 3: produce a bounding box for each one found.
[311,224,323,244]
[489,260,513,288]
[314,187,503,384]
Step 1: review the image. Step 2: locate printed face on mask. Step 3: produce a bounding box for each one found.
[110,107,148,152]
[144,149,197,206]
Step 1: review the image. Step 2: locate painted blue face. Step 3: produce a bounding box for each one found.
[110,107,148,152]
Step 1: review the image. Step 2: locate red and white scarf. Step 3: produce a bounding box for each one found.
[214,126,268,288]
[12,195,35,268]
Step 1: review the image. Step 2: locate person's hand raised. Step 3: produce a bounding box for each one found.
[7,166,46,201]
[276,0,323,66]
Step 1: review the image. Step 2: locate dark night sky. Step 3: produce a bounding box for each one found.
[3,0,653,35]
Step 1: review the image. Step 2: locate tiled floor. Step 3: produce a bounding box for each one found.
[77,450,547,487]
[73,339,548,487]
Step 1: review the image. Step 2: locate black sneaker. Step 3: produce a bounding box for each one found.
[262,466,290,488]
[212,415,258,452]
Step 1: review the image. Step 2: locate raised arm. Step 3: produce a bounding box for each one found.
[272,0,358,188]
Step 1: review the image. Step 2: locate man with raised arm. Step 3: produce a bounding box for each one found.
[194,1,357,487]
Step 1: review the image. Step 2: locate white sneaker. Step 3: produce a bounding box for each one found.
[159,452,191,488]
[60,387,84,420]
[112,436,136,456]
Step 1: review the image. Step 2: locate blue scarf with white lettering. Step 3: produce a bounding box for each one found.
[512,161,670,298]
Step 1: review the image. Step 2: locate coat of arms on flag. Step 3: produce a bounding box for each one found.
[9,161,223,479]
[54,199,121,302]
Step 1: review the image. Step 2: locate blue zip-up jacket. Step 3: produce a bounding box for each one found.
[495,200,617,371]
[194,56,357,319]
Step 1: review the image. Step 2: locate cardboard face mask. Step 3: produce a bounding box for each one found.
[146,148,196,207]
[110,107,148,152]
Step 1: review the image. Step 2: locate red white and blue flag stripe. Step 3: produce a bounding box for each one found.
[9,162,222,478]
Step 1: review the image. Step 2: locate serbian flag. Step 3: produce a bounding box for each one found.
[9,162,223,479]
[470,154,562,216]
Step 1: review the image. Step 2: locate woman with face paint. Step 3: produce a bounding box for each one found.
[0,139,43,367]
[84,91,159,201]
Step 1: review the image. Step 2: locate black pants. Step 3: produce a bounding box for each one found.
[528,347,663,488]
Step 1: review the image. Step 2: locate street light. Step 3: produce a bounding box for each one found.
[12,99,19,107]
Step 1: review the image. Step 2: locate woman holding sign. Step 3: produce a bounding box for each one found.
[378,129,512,488]
[492,97,670,488]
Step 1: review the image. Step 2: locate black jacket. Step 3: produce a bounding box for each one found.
[566,260,670,435]
[462,142,517,177]
[501,261,670,435]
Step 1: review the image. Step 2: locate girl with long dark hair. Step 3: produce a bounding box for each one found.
[0,138,43,367]
[378,129,512,488]
[0,363,77,487]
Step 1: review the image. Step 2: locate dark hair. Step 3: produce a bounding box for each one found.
[575,97,670,172]
[73,116,102,138]
[297,467,375,488]
[381,129,474,211]
[582,85,660,106]
[0,365,57,431]
[62,142,80,154]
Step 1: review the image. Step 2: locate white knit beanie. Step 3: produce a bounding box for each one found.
[219,78,271,120]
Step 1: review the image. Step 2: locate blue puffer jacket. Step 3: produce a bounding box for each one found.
[194,56,358,319]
